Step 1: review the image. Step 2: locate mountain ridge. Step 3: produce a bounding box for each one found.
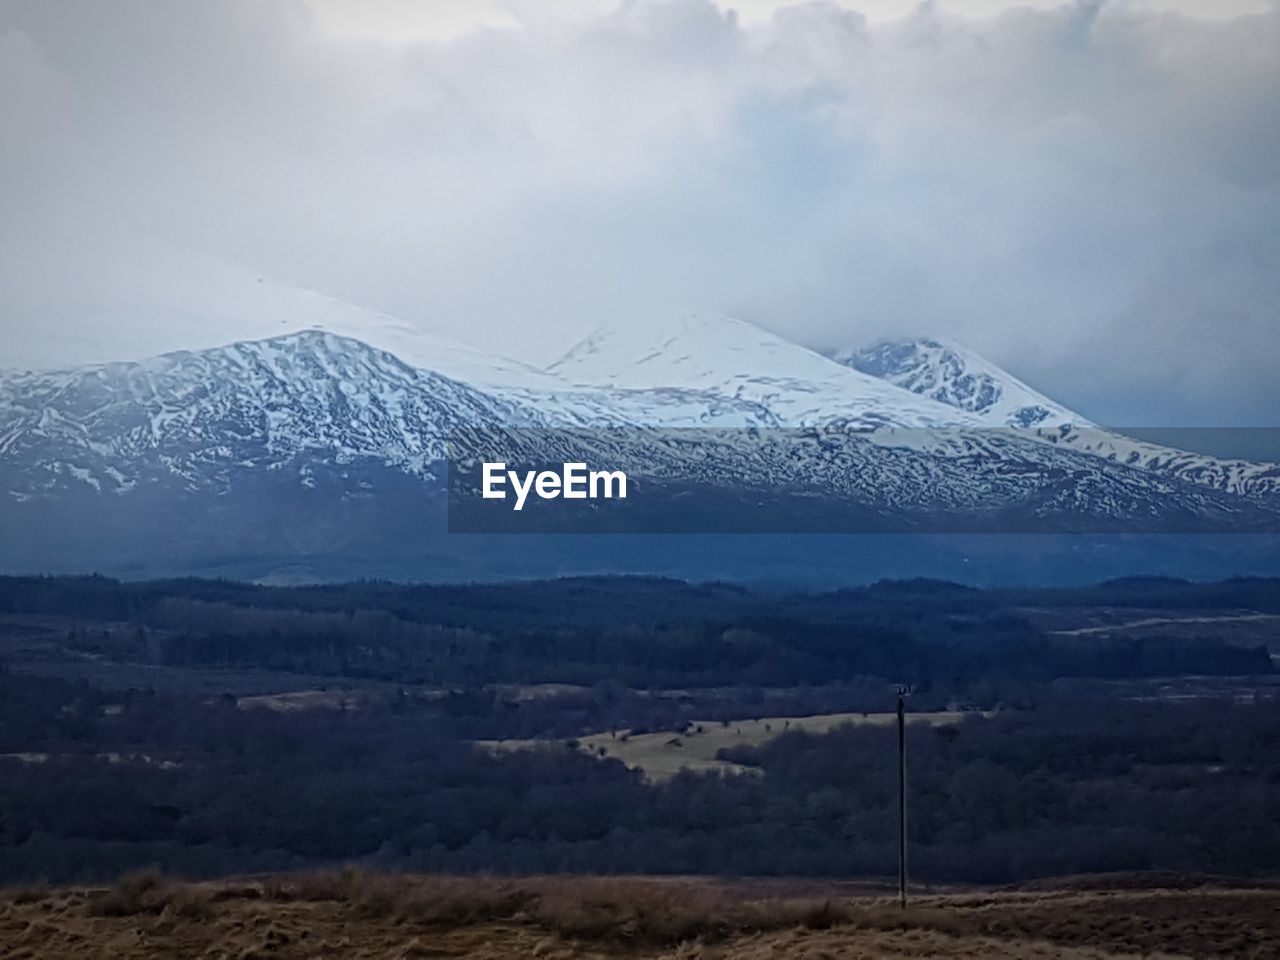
[549,314,990,431]
[3,322,1278,581]
[831,336,1078,429]
[837,335,1280,497]
[3,323,1277,511]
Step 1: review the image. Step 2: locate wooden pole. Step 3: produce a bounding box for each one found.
[897,687,908,909]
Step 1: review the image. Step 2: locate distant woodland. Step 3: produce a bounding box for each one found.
[0,574,1277,885]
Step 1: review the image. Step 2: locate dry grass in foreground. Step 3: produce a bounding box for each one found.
[1,870,1277,959]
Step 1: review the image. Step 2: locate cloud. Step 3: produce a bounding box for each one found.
[0,0,1277,425]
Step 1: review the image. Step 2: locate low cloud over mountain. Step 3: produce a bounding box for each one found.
[1,1,1278,426]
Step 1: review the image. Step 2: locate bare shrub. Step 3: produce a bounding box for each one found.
[1,884,51,906]
[87,869,167,917]
[527,878,854,946]
[85,869,212,919]
[264,868,356,903]
[391,877,535,927]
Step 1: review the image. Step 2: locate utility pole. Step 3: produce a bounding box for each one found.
[896,685,910,909]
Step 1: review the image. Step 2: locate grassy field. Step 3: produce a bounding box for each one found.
[1016,606,1280,645]
[3,871,1276,958]
[566,710,971,781]
[480,710,972,781]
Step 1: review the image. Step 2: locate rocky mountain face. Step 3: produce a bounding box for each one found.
[830,337,1074,428]
[2,315,1277,579]
[833,336,1280,498]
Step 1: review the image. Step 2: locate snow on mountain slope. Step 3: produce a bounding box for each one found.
[3,317,1277,514]
[0,331,547,496]
[834,337,1280,497]
[832,337,1079,429]
[0,327,819,500]
[4,329,1271,534]
[1038,426,1280,498]
[148,261,781,430]
[9,235,1273,502]
[549,314,988,431]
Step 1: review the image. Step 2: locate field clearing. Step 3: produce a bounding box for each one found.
[236,689,363,712]
[3,871,1276,959]
[1050,612,1280,636]
[581,711,973,780]
[1014,607,1280,647]
[483,711,975,782]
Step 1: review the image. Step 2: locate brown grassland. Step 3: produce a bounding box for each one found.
[2,871,1277,959]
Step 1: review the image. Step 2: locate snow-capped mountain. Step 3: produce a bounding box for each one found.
[832,337,1077,429]
[2,319,1275,534]
[0,331,542,497]
[0,327,801,502]
[3,243,1275,580]
[838,336,1280,498]
[550,314,989,431]
[0,301,1275,593]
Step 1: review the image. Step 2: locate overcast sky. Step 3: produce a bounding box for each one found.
[1,0,1277,424]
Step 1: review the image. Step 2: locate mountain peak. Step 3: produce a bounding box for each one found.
[831,336,1082,429]
[549,315,986,430]
[550,313,796,383]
